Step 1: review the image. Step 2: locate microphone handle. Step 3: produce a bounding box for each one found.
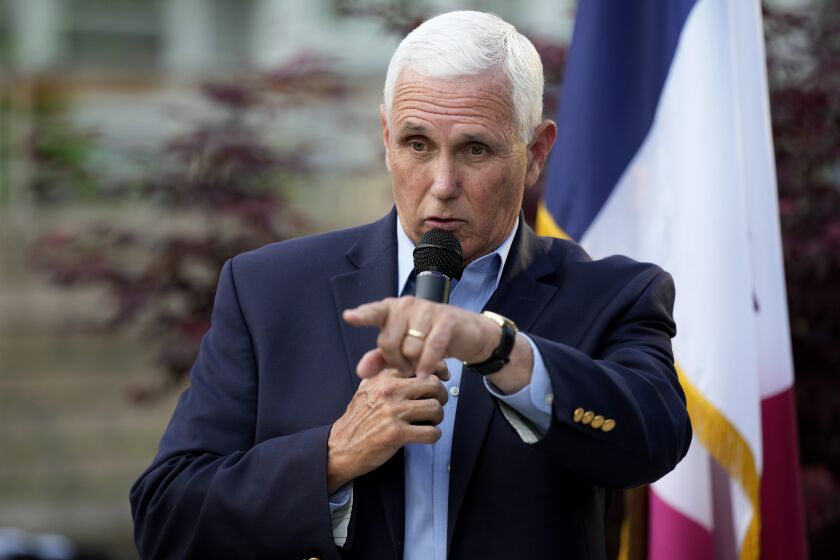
[410,270,450,425]
[414,271,450,304]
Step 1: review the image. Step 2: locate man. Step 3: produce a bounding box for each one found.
[131,11,691,560]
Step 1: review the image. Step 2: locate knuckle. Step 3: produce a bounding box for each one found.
[353,390,370,406]
[401,339,418,356]
[379,402,396,417]
[383,422,402,443]
[377,332,390,348]
[381,376,399,389]
[425,376,443,391]
[384,331,402,348]
[428,335,447,351]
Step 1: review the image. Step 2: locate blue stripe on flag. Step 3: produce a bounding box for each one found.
[545,0,698,240]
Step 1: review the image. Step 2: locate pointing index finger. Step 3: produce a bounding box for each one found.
[343,299,393,328]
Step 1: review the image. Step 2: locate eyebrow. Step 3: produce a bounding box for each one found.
[397,122,496,145]
[463,133,489,144]
[397,122,427,135]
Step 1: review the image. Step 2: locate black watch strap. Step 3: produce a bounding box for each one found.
[463,311,518,375]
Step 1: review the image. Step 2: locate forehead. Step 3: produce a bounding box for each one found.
[390,71,517,137]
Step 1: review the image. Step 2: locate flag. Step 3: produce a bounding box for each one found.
[540,1,808,558]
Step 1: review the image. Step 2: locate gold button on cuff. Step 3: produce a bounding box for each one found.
[591,415,605,429]
[582,411,595,425]
[601,419,616,432]
[573,407,585,423]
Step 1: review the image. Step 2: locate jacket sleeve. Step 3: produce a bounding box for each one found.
[129,259,341,560]
[530,268,692,489]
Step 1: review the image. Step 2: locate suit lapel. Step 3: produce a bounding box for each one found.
[332,210,399,391]
[331,209,406,557]
[447,222,558,548]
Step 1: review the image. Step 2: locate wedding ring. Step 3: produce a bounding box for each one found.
[406,328,427,341]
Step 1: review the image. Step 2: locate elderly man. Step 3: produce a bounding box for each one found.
[131,11,691,560]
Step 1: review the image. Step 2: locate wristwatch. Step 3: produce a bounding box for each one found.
[463,311,518,375]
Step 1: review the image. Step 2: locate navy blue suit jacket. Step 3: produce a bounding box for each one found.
[130,210,691,559]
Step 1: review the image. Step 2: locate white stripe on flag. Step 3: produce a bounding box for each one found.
[577,0,776,552]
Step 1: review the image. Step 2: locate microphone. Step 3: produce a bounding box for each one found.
[413,229,462,303]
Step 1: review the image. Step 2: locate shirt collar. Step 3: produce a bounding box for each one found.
[396,217,518,295]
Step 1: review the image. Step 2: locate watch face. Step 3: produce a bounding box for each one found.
[483,311,506,326]
[482,311,517,333]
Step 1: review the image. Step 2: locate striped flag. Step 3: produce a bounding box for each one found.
[539,1,808,558]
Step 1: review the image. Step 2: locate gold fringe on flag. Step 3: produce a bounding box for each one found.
[536,202,571,240]
[676,364,761,560]
[617,486,648,560]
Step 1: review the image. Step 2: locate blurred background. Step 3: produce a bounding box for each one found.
[0,0,837,558]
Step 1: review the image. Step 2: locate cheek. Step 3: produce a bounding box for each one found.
[391,160,426,213]
[393,155,433,193]
[487,170,519,205]
[476,169,524,228]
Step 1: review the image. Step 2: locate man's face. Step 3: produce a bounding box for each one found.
[381,70,553,266]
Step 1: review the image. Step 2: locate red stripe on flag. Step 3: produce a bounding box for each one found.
[649,490,714,560]
[760,387,808,559]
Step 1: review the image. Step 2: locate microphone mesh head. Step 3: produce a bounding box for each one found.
[413,229,462,278]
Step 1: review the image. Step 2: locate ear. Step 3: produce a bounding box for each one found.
[524,119,557,188]
[380,104,392,172]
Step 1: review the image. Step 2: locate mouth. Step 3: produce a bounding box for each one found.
[424,217,464,231]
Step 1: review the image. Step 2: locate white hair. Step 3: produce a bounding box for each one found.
[383,11,545,143]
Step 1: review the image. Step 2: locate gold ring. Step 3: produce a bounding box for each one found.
[406,328,427,341]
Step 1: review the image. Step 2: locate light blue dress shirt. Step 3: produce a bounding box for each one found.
[330,219,555,558]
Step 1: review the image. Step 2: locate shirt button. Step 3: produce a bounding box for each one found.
[449,386,460,397]
[545,393,554,406]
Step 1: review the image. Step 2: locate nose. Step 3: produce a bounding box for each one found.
[429,156,459,200]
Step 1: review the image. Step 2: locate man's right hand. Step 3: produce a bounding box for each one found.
[326,368,448,493]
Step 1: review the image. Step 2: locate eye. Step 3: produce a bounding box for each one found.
[467,144,490,156]
[408,140,427,152]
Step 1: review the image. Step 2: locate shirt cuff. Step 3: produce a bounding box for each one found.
[483,334,552,434]
[329,483,353,546]
[329,482,353,511]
